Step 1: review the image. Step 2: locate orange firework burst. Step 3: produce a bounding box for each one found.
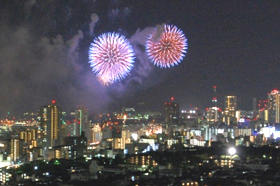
[146,24,188,68]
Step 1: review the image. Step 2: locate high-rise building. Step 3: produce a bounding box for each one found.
[223,96,237,125]
[63,132,87,159]
[76,106,89,138]
[10,138,21,162]
[38,106,48,146]
[206,107,221,124]
[65,111,79,137]
[252,97,257,112]
[19,128,37,148]
[257,99,269,123]
[90,123,102,144]
[267,89,280,124]
[207,85,221,124]
[47,99,61,147]
[163,97,180,125]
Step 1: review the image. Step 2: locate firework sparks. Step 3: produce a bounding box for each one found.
[146,24,188,68]
[89,33,135,85]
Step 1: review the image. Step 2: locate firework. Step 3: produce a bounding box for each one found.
[146,24,188,68]
[89,33,135,85]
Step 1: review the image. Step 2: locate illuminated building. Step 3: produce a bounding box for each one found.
[90,123,102,143]
[66,112,79,137]
[20,129,36,142]
[206,107,221,124]
[46,99,61,147]
[121,107,136,119]
[75,106,89,138]
[267,89,280,124]
[257,99,269,123]
[127,155,157,167]
[62,132,87,159]
[38,106,48,147]
[19,128,37,149]
[112,128,131,150]
[0,169,12,185]
[223,96,237,125]
[163,97,180,125]
[215,158,235,168]
[263,109,268,123]
[181,181,199,186]
[113,137,125,150]
[10,138,21,162]
[181,108,200,127]
[206,85,221,123]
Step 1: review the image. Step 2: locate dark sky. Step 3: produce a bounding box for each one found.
[1,0,280,115]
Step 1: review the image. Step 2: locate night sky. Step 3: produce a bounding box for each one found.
[1,0,280,115]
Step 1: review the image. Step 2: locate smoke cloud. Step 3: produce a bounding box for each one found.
[0,15,111,115]
[0,1,162,115]
[89,13,99,35]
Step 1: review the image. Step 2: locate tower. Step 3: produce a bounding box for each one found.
[47,99,61,147]
[207,85,221,124]
[223,96,237,125]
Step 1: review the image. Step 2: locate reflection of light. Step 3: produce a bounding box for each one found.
[0,143,4,147]
[228,147,236,156]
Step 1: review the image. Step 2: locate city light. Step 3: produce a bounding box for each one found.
[1,2,280,185]
[228,147,237,156]
[131,133,138,141]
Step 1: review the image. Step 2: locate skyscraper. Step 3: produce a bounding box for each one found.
[10,138,19,162]
[47,99,61,147]
[223,96,237,125]
[38,106,48,146]
[163,97,180,125]
[267,89,280,124]
[75,106,89,138]
[206,85,221,124]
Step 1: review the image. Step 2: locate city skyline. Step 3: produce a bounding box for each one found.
[1,1,280,114]
[1,1,280,185]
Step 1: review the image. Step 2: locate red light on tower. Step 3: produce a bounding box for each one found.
[51,99,56,104]
[170,96,175,101]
